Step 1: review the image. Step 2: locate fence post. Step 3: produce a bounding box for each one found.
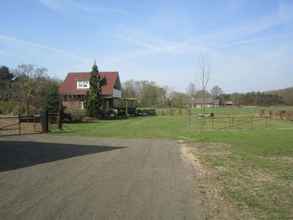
[58,111,63,130]
[33,114,36,132]
[187,108,192,129]
[40,111,48,133]
[265,116,268,128]
[18,114,21,135]
[125,99,129,118]
[228,117,232,128]
[58,104,63,130]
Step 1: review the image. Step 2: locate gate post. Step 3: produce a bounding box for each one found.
[40,111,48,133]
[18,114,21,135]
[58,106,63,130]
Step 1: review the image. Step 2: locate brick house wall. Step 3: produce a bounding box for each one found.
[63,100,84,110]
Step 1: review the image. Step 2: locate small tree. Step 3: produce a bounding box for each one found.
[86,63,106,117]
[198,54,210,113]
[211,85,223,99]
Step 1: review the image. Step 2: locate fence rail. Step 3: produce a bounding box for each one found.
[0,116,40,136]
[187,115,271,131]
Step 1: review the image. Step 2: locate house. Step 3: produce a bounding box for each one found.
[224,100,234,106]
[192,97,220,108]
[59,70,122,111]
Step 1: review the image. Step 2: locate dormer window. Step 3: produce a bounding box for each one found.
[77,80,89,89]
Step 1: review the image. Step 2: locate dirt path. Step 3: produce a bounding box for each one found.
[0,135,204,220]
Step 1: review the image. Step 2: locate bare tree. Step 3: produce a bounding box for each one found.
[122,80,168,107]
[12,64,53,114]
[198,54,210,113]
[186,82,196,108]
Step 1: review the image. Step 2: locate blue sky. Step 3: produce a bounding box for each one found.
[0,0,293,92]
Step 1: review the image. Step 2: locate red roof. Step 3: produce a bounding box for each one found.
[59,72,120,96]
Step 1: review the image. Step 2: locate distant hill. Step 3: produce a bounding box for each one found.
[267,87,293,105]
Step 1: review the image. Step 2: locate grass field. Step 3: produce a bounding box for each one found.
[52,106,293,219]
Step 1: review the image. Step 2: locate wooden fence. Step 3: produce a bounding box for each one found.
[0,115,41,136]
[0,112,63,136]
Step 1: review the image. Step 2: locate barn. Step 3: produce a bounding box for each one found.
[192,98,220,108]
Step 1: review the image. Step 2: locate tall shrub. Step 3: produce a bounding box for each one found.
[43,83,59,113]
[86,63,106,117]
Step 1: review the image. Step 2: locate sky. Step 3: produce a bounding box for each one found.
[0,0,293,93]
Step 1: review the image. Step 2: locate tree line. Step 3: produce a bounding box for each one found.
[122,80,289,108]
[270,87,293,105]
[122,80,224,108]
[0,65,60,115]
[1,64,291,116]
[220,92,285,106]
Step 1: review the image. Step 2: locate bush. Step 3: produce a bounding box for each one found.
[136,108,156,116]
[64,109,86,122]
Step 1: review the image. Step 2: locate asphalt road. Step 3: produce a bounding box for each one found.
[0,135,203,220]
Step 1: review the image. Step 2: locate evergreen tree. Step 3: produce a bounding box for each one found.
[0,66,14,100]
[86,62,106,117]
[0,66,13,80]
[43,83,59,113]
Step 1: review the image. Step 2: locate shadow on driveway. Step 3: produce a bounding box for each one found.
[0,141,126,172]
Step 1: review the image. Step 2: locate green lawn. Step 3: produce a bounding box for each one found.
[52,107,293,219]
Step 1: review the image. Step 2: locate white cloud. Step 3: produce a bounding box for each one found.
[0,34,95,77]
[0,34,89,64]
[38,0,293,70]
[39,0,63,11]
[39,0,127,15]
[111,30,212,65]
[2,1,292,91]
[225,0,247,11]
[197,2,293,45]
[105,1,293,92]
[113,0,293,63]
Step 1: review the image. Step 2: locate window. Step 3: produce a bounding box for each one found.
[77,80,89,89]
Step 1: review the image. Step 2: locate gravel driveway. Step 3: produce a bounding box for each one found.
[0,135,203,220]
